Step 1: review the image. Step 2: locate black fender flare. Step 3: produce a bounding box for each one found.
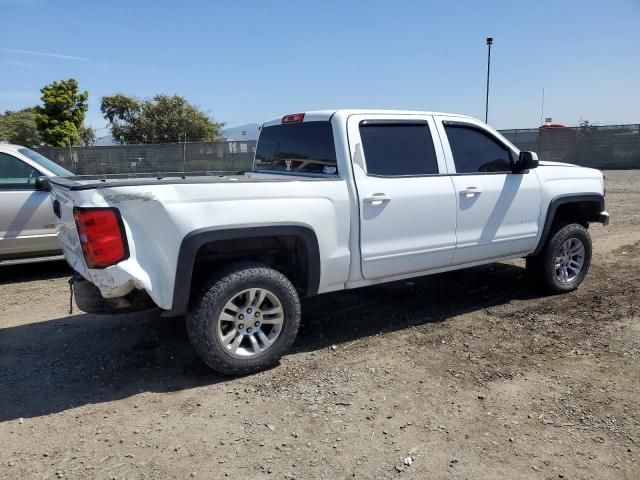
[166,224,321,316]
[532,193,604,256]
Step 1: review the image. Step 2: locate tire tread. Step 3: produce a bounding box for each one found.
[186,263,301,375]
[527,222,592,293]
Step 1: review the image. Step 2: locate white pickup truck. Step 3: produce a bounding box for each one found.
[46,110,609,374]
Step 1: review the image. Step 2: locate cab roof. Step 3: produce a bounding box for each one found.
[0,143,28,153]
[261,109,473,128]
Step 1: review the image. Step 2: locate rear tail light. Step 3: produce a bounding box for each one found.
[282,113,305,123]
[73,207,129,268]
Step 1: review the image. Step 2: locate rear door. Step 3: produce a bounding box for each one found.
[0,152,58,257]
[347,114,457,280]
[435,117,541,264]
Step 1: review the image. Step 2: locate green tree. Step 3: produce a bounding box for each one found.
[100,93,224,144]
[35,79,89,146]
[100,93,142,143]
[0,108,41,146]
[79,124,96,146]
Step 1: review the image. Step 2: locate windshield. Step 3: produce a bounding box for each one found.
[254,121,338,175]
[18,148,72,176]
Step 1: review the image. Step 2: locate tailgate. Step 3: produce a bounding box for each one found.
[50,186,90,279]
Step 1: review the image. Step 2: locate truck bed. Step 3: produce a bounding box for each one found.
[47,168,350,311]
[47,171,336,191]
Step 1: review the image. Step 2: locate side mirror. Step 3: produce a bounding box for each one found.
[35,176,51,192]
[514,151,539,173]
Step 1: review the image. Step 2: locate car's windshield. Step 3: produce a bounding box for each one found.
[254,121,338,175]
[18,148,72,176]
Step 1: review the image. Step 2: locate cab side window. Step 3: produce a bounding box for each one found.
[0,153,41,189]
[444,125,512,173]
[359,122,439,176]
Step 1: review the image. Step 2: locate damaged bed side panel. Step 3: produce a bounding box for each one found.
[50,178,352,312]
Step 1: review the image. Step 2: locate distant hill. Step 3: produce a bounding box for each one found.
[222,123,259,141]
[94,134,117,146]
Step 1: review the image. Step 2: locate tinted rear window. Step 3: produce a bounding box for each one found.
[359,122,439,176]
[255,122,337,175]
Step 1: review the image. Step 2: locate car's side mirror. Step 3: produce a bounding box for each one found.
[35,176,51,192]
[513,151,539,173]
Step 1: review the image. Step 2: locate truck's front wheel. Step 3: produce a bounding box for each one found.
[186,264,301,375]
[526,223,592,293]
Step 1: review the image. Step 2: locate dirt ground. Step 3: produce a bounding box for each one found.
[1,171,639,480]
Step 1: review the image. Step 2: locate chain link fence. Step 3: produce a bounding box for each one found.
[500,124,640,169]
[36,141,256,175]
[35,124,640,175]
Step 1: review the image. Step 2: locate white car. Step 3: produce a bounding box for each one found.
[0,144,71,265]
[47,109,609,374]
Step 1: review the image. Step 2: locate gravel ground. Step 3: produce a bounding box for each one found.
[1,170,639,480]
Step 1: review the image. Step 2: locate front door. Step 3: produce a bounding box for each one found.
[347,114,457,280]
[435,117,541,265]
[0,152,57,257]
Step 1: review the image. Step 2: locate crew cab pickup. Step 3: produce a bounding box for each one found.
[46,110,609,374]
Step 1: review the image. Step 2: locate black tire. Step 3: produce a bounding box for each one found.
[73,276,156,315]
[526,223,592,293]
[186,263,301,375]
[73,277,119,314]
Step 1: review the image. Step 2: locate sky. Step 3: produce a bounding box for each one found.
[0,0,639,137]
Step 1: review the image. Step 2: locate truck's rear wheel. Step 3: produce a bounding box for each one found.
[526,223,592,293]
[186,263,301,375]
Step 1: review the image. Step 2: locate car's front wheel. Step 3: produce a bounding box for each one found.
[526,223,592,293]
[186,263,301,375]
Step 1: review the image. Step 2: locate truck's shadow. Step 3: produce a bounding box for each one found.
[0,262,541,421]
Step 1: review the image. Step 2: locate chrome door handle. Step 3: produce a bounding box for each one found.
[363,193,391,205]
[460,187,481,197]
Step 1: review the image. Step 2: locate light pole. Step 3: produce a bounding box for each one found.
[182,132,187,172]
[485,36,493,124]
